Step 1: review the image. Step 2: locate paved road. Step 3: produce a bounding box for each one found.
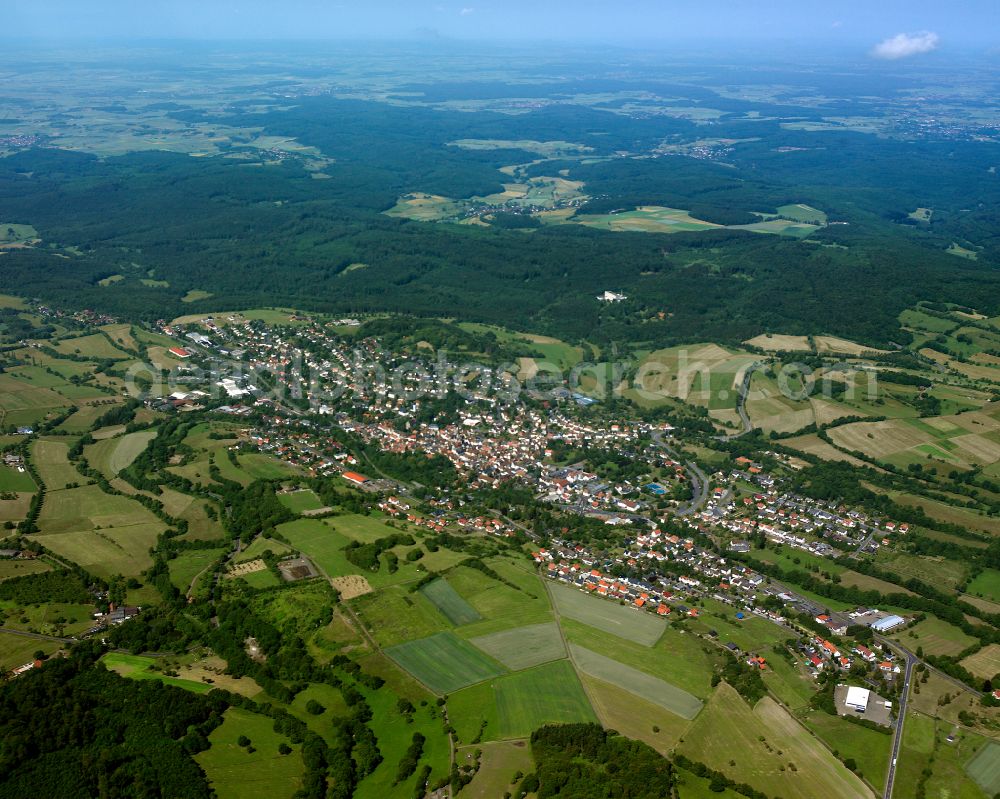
[883,646,917,799]
[716,361,764,441]
[651,431,710,516]
[0,627,74,643]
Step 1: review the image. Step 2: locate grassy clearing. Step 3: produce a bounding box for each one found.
[236,536,292,563]
[880,552,968,591]
[385,631,507,695]
[967,569,1000,603]
[570,643,703,720]
[31,522,163,579]
[0,559,51,581]
[101,653,213,694]
[85,429,156,477]
[548,581,664,646]
[53,333,130,360]
[495,659,597,738]
[469,622,566,671]
[277,519,407,588]
[277,488,324,513]
[457,741,534,799]
[0,598,96,637]
[761,650,816,710]
[420,577,482,626]
[195,707,303,799]
[679,683,870,799]
[352,584,450,648]
[168,547,226,591]
[0,634,60,672]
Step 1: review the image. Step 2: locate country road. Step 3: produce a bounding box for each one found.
[716,361,764,441]
[882,647,917,799]
[651,431,710,516]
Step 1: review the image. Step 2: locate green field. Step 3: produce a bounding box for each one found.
[494,659,597,738]
[385,631,507,694]
[168,547,226,592]
[548,581,664,646]
[679,683,870,799]
[446,559,552,637]
[352,584,451,647]
[800,709,892,787]
[0,465,35,492]
[967,741,1000,796]
[470,622,566,671]
[569,643,703,720]
[85,429,156,476]
[967,569,1000,604]
[457,741,535,799]
[561,618,715,699]
[30,438,81,489]
[420,577,482,626]
[235,535,293,562]
[277,488,324,513]
[195,707,304,799]
[893,615,979,657]
[53,333,130,360]
[0,558,51,581]
[101,653,214,694]
[0,633,60,672]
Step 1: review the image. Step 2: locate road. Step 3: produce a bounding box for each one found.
[716,361,763,441]
[882,645,917,799]
[0,627,74,643]
[651,431,710,516]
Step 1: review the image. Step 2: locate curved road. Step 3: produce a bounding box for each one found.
[716,361,764,441]
[651,431,710,516]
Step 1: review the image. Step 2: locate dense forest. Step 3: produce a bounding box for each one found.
[0,94,998,348]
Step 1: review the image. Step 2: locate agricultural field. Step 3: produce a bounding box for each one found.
[880,552,968,590]
[494,659,597,738]
[581,673,692,754]
[561,618,715,699]
[0,598,96,637]
[630,343,757,419]
[966,741,1000,797]
[799,709,892,787]
[828,409,1000,472]
[569,643,703,720]
[446,559,553,637]
[678,683,871,799]
[0,372,72,428]
[84,429,156,477]
[548,581,665,646]
[469,622,566,671]
[960,644,1000,681]
[52,333,130,360]
[384,631,507,694]
[31,437,83,489]
[893,616,979,658]
[195,707,304,799]
[419,577,482,626]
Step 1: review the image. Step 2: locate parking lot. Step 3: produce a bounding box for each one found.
[835,684,893,726]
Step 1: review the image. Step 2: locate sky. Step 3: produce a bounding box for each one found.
[5,0,999,53]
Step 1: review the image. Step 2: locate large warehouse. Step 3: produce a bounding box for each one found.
[845,686,871,713]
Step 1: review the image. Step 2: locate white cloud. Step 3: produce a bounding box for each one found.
[872,31,940,60]
[459,6,474,15]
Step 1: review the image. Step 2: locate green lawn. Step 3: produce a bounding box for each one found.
[967,569,1000,604]
[101,653,214,694]
[799,708,892,787]
[385,631,507,695]
[235,536,293,563]
[195,707,304,799]
[966,740,1000,796]
[352,583,451,647]
[168,547,226,591]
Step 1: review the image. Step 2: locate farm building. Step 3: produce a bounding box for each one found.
[342,471,369,485]
[870,614,906,633]
[845,686,870,713]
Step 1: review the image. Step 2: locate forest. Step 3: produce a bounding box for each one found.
[0,93,998,349]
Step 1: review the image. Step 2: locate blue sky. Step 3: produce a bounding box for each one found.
[5,0,999,51]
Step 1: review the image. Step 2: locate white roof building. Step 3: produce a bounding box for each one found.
[845,686,870,713]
